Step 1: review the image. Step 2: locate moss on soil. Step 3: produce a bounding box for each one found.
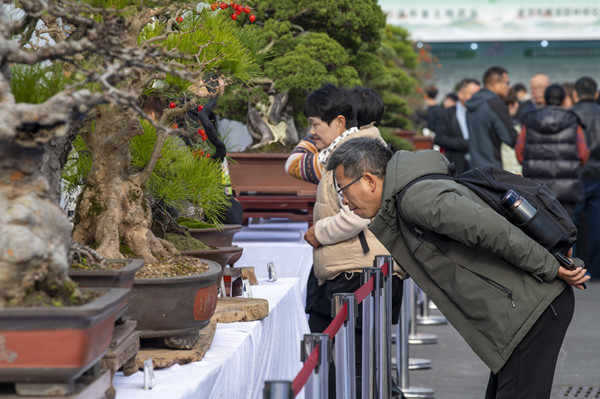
[176,217,216,229]
[6,279,104,308]
[164,232,215,251]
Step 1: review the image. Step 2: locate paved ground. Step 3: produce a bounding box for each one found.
[399,282,600,398]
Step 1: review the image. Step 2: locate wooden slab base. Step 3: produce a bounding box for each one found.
[134,319,217,370]
[129,297,268,370]
[213,297,269,323]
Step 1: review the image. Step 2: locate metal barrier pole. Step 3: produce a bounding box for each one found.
[417,289,447,325]
[392,322,432,372]
[374,255,393,399]
[263,381,294,399]
[333,293,357,399]
[301,333,331,399]
[399,279,435,398]
[408,279,438,345]
[361,267,381,399]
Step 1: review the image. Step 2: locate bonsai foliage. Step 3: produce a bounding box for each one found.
[215,0,421,149]
[0,0,259,305]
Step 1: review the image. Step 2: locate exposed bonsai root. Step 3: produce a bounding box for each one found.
[69,242,109,269]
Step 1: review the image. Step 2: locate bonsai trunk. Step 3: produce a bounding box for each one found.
[0,141,72,306]
[71,106,177,264]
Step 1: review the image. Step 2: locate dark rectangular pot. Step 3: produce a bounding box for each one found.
[128,259,221,339]
[0,287,129,384]
[187,224,243,247]
[68,258,144,320]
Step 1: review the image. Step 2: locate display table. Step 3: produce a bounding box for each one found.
[233,219,313,307]
[113,278,310,399]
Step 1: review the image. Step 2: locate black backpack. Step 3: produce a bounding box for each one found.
[395,166,578,258]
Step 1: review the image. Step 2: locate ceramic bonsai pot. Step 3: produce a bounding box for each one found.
[127,259,221,342]
[187,224,243,247]
[227,152,317,196]
[181,246,244,271]
[68,258,144,321]
[0,287,129,395]
[68,259,145,290]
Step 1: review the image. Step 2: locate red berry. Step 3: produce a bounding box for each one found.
[244,6,251,13]
[206,153,211,158]
[211,3,218,10]
[231,13,237,20]
[198,128,206,135]
[202,136,207,141]
[236,8,242,15]
[198,105,204,112]
[249,14,256,23]
[176,16,183,23]
[169,102,176,109]
[220,2,228,9]
[171,124,178,128]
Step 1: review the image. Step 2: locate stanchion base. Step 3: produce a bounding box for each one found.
[391,357,432,371]
[401,386,435,398]
[409,333,437,345]
[409,358,432,370]
[417,315,447,325]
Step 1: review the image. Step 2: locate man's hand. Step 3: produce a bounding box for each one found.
[304,226,321,248]
[557,264,590,290]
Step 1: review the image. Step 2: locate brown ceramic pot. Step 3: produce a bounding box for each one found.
[0,288,129,391]
[127,259,221,339]
[68,259,144,320]
[187,224,243,247]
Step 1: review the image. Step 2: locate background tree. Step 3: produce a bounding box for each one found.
[0,0,259,306]
[215,0,421,149]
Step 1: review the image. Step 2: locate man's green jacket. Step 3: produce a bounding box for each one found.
[369,149,566,373]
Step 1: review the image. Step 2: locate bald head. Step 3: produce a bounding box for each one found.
[530,73,550,106]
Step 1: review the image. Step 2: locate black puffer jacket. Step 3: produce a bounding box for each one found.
[571,100,600,180]
[521,107,584,203]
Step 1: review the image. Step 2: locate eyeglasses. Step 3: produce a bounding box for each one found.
[335,172,380,195]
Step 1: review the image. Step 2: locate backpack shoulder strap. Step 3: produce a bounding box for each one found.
[395,173,455,253]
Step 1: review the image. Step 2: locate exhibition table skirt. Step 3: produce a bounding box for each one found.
[114,277,310,399]
[233,219,313,307]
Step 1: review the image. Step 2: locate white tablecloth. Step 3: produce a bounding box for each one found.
[114,278,310,399]
[233,219,313,307]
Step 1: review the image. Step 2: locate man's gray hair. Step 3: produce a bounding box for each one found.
[326,137,393,179]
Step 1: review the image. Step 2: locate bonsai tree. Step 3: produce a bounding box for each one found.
[215,0,421,149]
[0,0,259,306]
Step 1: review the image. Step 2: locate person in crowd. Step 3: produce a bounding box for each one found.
[433,78,480,173]
[501,87,523,174]
[562,82,575,108]
[422,84,446,134]
[326,136,589,399]
[466,66,517,169]
[442,92,458,108]
[512,82,529,102]
[571,76,600,281]
[515,84,589,218]
[289,84,405,398]
[518,73,550,121]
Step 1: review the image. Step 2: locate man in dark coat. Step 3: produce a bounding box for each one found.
[466,66,518,169]
[571,76,600,280]
[434,78,480,173]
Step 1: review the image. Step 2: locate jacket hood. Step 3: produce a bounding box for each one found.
[523,107,580,134]
[465,88,497,112]
[382,150,451,200]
